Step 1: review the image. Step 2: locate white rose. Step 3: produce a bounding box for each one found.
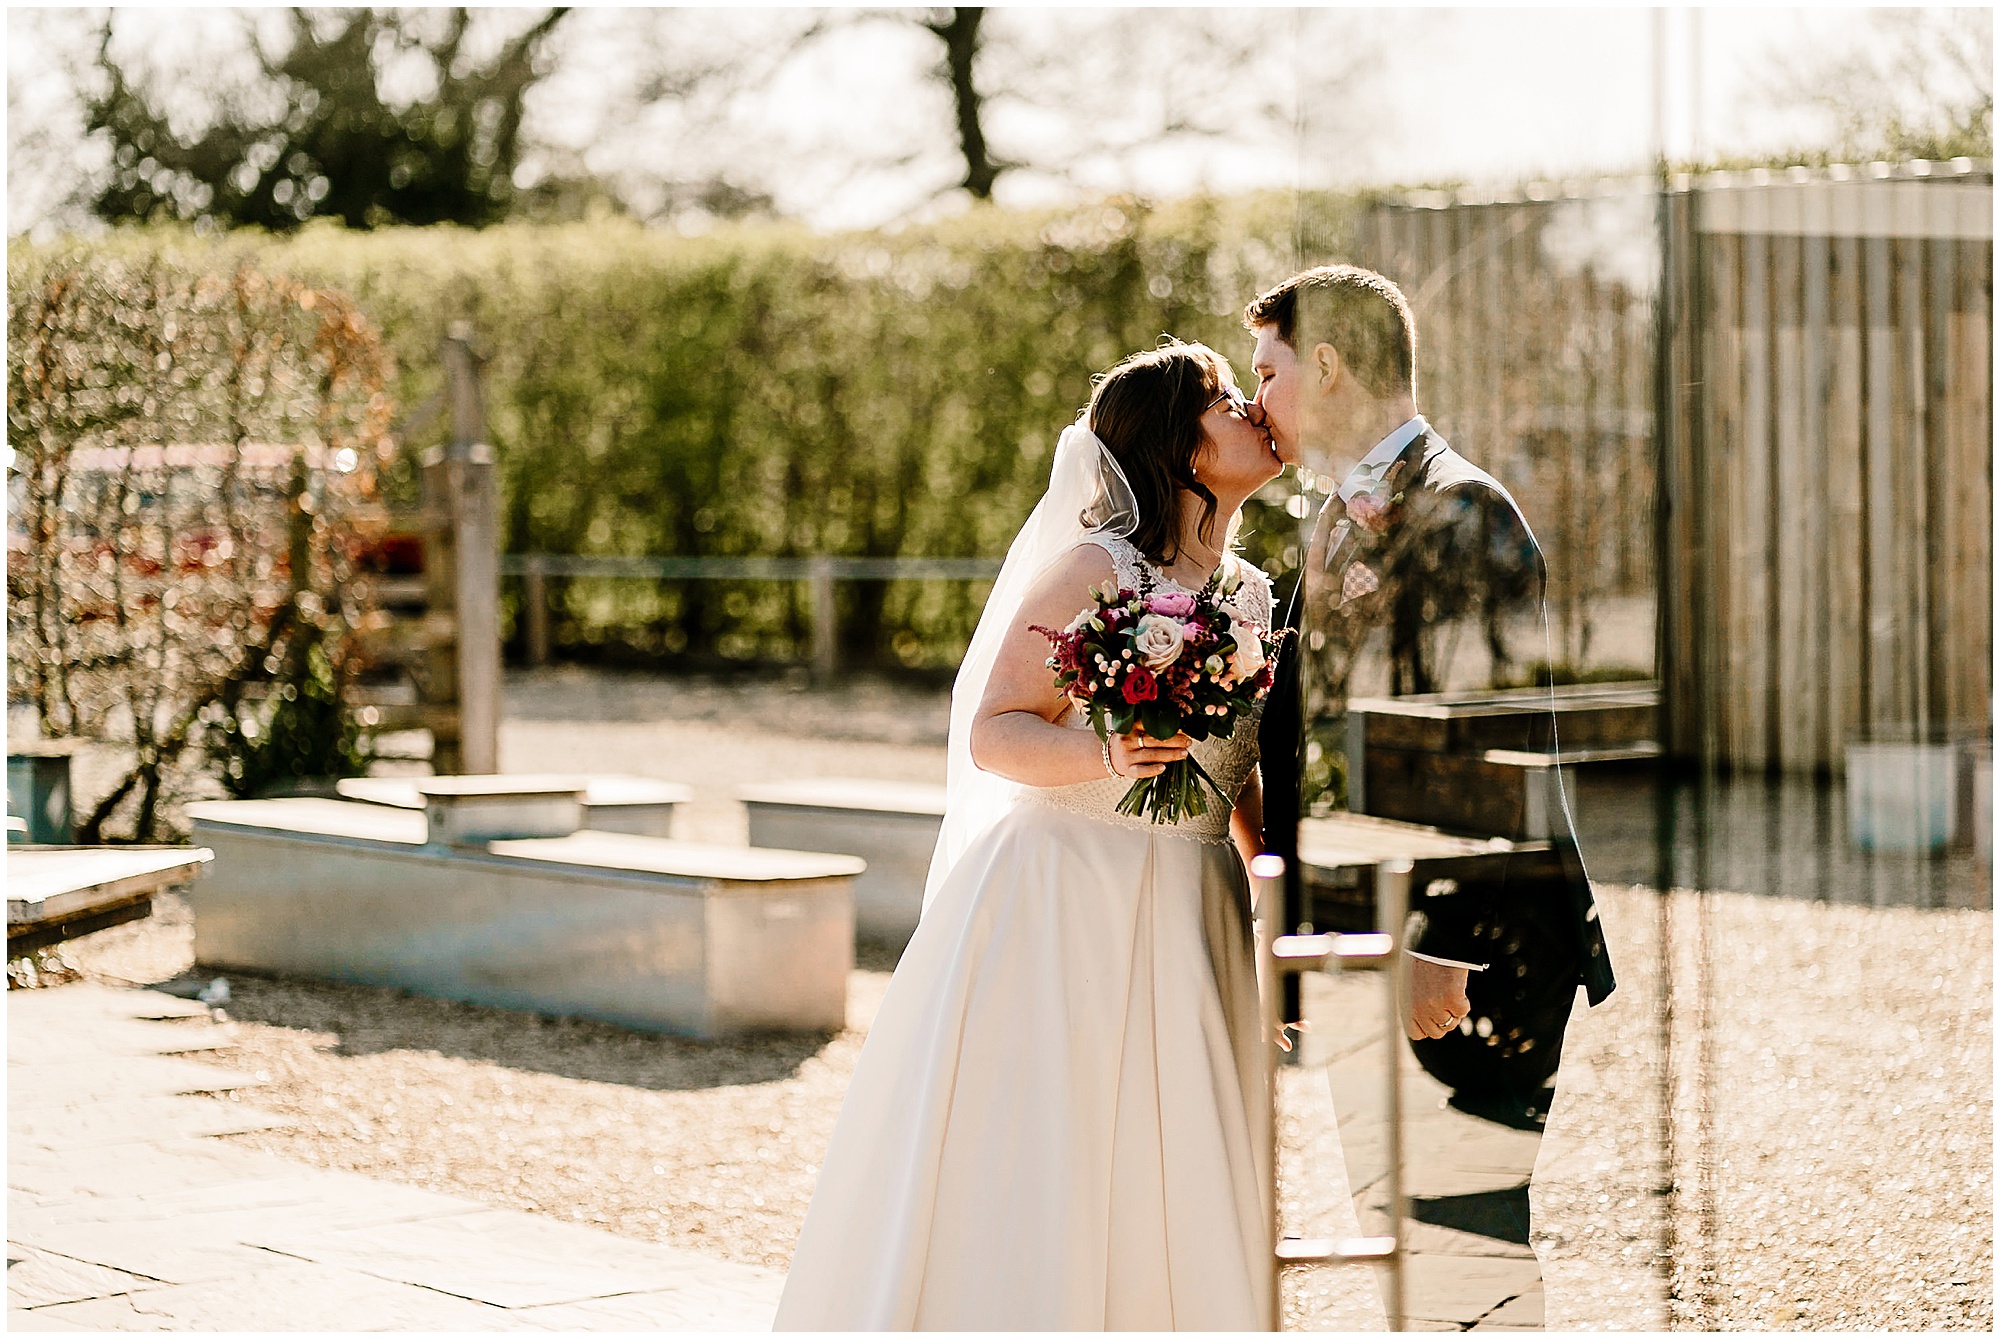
[1132,613,1187,670]
[1227,624,1267,680]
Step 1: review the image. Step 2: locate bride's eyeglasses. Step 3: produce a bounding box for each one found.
[1204,387,1252,418]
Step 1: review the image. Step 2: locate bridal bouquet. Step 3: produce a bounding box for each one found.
[1034,564,1283,824]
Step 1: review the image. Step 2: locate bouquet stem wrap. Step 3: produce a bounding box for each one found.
[1113,753,1229,825]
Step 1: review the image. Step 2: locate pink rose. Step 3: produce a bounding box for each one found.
[1144,590,1198,618]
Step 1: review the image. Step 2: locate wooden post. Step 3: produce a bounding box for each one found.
[523,556,550,669]
[421,327,501,775]
[810,555,838,683]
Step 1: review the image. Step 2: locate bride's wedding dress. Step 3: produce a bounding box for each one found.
[774,534,1275,1332]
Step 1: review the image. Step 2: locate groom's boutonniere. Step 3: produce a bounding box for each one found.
[1343,460,1408,535]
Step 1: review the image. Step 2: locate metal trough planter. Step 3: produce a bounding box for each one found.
[739,779,946,948]
[185,787,859,1038]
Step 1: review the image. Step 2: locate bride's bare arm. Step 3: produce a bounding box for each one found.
[969,544,1191,788]
[1229,770,1264,869]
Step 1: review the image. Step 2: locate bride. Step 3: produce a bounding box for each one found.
[774,340,1285,1331]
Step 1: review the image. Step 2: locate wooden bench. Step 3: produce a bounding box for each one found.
[336,774,691,840]
[1347,683,1659,841]
[739,779,946,946]
[184,798,860,1038]
[8,846,213,957]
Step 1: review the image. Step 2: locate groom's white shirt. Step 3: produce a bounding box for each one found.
[1334,415,1428,500]
[1324,412,1485,975]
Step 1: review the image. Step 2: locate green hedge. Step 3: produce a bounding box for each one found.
[13,194,1354,671]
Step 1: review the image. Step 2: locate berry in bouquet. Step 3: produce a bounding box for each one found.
[1034,558,1284,824]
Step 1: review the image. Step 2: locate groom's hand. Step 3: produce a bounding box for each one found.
[1405,958,1471,1040]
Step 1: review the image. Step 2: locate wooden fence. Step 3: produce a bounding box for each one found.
[1348,162,1992,773]
[1352,182,1661,674]
[1659,165,1992,773]
[500,554,1001,681]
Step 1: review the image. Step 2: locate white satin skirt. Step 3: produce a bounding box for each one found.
[772,801,1273,1331]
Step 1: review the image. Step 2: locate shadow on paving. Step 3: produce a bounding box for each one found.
[1412,1181,1533,1247]
[182,970,847,1092]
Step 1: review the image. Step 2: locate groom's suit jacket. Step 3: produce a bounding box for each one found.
[1259,426,1615,1008]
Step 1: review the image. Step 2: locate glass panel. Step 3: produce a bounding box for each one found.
[1273,165,1990,1329]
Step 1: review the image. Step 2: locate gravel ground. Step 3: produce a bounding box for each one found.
[37,666,1994,1330]
[1535,884,1993,1331]
[491,667,951,846]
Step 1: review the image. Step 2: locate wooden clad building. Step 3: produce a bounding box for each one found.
[1347,162,1992,775]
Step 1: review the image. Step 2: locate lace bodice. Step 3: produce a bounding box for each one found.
[1022,535,1274,845]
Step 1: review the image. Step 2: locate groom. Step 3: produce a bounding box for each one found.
[1246,264,1614,1078]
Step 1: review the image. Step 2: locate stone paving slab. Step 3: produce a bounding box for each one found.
[500,1279,786,1331]
[6,981,784,1331]
[9,1217,298,1289]
[8,1020,234,1065]
[5,1249,169,1309]
[20,1263,519,1332]
[11,1056,264,1103]
[1304,970,1549,1330]
[8,1304,98,1331]
[1402,1253,1545,1326]
[13,1095,293,1150]
[251,1208,776,1309]
[9,1171,477,1237]
[8,983,210,1022]
[1480,1281,1546,1327]
[8,1138,301,1201]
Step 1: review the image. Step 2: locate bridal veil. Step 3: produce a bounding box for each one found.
[920,414,1139,910]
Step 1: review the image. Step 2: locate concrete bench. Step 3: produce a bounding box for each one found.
[184,798,860,1038]
[739,779,945,947]
[8,846,213,957]
[336,774,692,840]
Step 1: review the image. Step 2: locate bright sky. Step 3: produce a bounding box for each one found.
[1,6,1940,237]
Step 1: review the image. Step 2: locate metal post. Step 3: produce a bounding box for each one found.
[1377,857,1413,1332]
[1251,852,1287,1332]
[1263,862,1406,1330]
[809,555,838,682]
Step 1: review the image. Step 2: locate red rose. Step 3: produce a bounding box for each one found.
[1121,666,1158,704]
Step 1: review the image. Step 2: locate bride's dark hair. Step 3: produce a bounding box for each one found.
[1085,339,1229,566]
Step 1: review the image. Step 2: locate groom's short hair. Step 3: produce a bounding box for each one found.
[1243,265,1416,400]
